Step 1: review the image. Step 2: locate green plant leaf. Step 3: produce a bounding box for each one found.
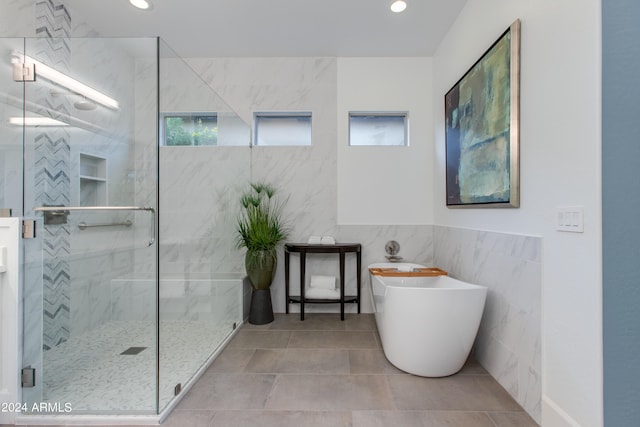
[235,181,290,253]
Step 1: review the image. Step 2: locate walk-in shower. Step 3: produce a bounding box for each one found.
[0,36,250,421]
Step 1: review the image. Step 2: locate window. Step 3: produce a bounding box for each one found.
[253,112,312,146]
[162,113,218,146]
[349,112,408,146]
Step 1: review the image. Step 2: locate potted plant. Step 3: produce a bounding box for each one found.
[235,182,290,324]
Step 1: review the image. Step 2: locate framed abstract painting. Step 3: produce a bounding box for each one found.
[445,19,521,208]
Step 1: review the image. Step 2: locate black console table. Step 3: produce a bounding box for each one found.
[284,243,361,320]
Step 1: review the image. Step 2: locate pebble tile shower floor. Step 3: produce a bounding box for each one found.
[10,313,538,427]
[37,320,232,412]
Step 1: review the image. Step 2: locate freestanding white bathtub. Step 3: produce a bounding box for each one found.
[369,263,487,377]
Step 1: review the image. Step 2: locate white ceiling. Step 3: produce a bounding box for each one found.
[67,0,467,58]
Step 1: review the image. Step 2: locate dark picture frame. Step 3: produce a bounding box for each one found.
[445,19,521,208]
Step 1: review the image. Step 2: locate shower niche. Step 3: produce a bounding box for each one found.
[79,152,107,206]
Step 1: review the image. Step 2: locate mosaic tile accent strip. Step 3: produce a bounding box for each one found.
[34,0,72,350]
[36,0,71,38]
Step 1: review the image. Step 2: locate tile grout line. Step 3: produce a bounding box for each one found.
[261,372,282,411]
[484,410,500,427]
[239,348,257,374]
[285,328,293,348]
[383,374,399,411]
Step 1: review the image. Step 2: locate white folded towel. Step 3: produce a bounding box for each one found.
[320,236,335,245]
[396,264,414,272]
[305,287,340,300]
[310,275,336,290]
[308,235,322,244]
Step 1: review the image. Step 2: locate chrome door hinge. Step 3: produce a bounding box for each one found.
[13,63,36,82]
[22,220,36,239]
[21,367,36,387]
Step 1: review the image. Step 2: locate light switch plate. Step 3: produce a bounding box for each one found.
[556,206,584,233]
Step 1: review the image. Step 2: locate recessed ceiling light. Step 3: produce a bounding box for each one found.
[129,0,152,10]
[390,0,407,13]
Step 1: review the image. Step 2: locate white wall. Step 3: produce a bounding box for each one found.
[433,1,602,426]
[337,58,433,224]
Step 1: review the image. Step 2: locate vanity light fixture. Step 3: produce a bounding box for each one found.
[390,0,407,13]
[129,0,152,10]
[9,117,69,126]
[12,52,120,110]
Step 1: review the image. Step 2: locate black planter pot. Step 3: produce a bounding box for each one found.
[249,288,274,325]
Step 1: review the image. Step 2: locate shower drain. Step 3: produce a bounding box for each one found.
[120,346,147,355]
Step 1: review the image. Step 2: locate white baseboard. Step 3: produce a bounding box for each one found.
[542,395,586,427]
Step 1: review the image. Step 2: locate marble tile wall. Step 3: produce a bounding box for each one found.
[110,276,243,325]
[129,56,416,319]
[158,278,243,323]
[110,276,155,322]
[432,225,542,423]
[132,55,253,282]
[158,146,250,276]
[186,58,436,315]
[65,37,144,338]
[70,247,135,338]
[185,57,339,294]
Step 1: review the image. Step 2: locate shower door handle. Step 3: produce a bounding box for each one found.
[33,206,157,247]
[147,208,156,247]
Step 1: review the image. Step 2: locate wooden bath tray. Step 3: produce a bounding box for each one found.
[369,267,448,277]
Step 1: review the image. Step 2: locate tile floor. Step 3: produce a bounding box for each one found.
[162,313,538,427]
[38,320,232,412]
[10,313,539,427]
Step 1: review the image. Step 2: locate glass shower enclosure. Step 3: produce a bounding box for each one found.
[0,36,250,417]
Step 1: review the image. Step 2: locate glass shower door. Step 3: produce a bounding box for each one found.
[18,37,160,414]
[0,38,24,215]
[157,40,250,411]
